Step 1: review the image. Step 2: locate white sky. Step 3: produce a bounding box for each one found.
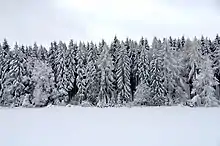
[0,0,220,47]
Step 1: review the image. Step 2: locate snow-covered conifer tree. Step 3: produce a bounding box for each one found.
[110,36,121,102]
[31,60,56,107]
[191,56,219,107]
[137,38,150,85]
[54,41,68,103]
[86,42,100,105]
[149,37,166,106]
[162,39,186,105]
[200,36,209,56]
[134,81,151,106]
[38,45,48,62]
[0,39,12,106]
[116,41,132,104]
[97,43,114,107]
[64,40,78,104]
[76,42,87,104]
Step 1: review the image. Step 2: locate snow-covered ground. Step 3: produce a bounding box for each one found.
[1,107,220,146]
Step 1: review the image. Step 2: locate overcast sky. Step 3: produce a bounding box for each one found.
[0,0,220,47]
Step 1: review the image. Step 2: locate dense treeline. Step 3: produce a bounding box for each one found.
[0,35,220,107]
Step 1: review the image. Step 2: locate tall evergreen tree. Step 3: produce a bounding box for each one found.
[162,39,186,105]
[0,39,12,106]
[64,40,78,104]
[54,41,68,103]
[97,43,114,107]
[191,56,219,106]
[86,42,100,105]
[38,45,48,62]
[110,36,121,102]
[116,41,132,104]
[181,36,186,48]
[76,42,87,104]
[200,36,209,55]
[137,38,150,85]
[149,37,166,106]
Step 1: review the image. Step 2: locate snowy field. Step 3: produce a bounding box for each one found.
[1,107,220,146]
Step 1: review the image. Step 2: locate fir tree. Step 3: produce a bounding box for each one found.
[64,40,78,104]
[31,60,56,107]
[0,39,12,106]
[162,39,186,105]
[38,45,48,62]
[86,42,100,105]
[137,38,150,85]
[97,43,114,107]
[110,36,121,102]
[116,41,132,104]
[200,36,209,55]
[76,42,87,104]
[191,56,219,106]
[54,41,68,103]
[181,36,185,48]
[134,81,151,106]
[149,37,166,106]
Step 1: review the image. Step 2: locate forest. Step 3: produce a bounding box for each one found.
[0,35,220,107]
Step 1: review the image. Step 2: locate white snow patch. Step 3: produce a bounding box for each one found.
[0,107,220,146]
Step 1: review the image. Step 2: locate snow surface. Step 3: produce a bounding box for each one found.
[1,106,220,146]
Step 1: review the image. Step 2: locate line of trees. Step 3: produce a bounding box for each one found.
[0,35,220,108]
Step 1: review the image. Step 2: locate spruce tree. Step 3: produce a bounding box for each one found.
[200,36,209,55]
[116,41,132,104]
[0,39,12,106]
[38,45,48,62]
[76,42,87,104]
[64,40,78,104]
[86,42,100,105]
[54,41,68,103]
[137,38,150,85]
[149,37,166,106]
[191,56,219,106]
[162,38,186,105]
[97,43,114,107]
[110,36,121,102]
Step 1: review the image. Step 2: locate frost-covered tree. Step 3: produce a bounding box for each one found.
[64,40,78,104]
[31,43,39,59]
[30,60,56,107]
[173,38,177,48]
[134,81,151,106]
[148,37,166,106]
[200,36,209,56]
[97,43,114,107]
[213,34,220,53]
[133,38,151,105]
[137,38,150,85]
[116,41,132,104]
[38,45,48,62]
[176,38,182,51]
[168,36,173,48]
[110,36,121,101]
[86,42,100,105]
[6,43,27,107]
[162,39,186,105]
[76,42,87,104]
[54,41,68,102]
[129,40,139,100]
[181,36,186,48]
[191,56,219,107]
[48,41,58,85]
[0,39,12,106]
[48,42,57,69]
[190,39,203,89]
